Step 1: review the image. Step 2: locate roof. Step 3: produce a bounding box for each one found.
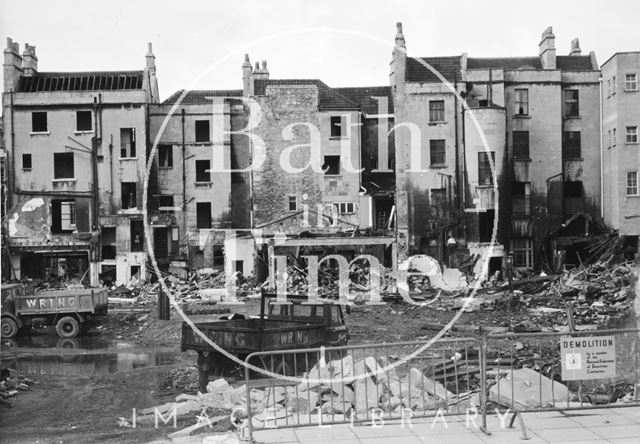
[405,56,461,83]
[254,79,359,111]
[162,89,243,104]
[556,55,596,71]
[17,71,144,92]
[334,86,394,114]
[467,57,542,70]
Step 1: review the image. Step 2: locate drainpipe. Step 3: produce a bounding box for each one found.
[454,74,460,214]
[181,108,188,265]
[92,97,100,255]
[9,90,15,209]
[598,77,604,219]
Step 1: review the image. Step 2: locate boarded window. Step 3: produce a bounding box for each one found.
[32,112,47,132]
[121,182,137,209]
[22,154,32,169]
[564,90,579,116]
[562,131,581,160]
[478,152,495,186]
[323,155,340,175]
[429,140,446,165]
[120,128,136,158]
[53,153,74,179]
[513,131,529,159]
[76,111,92,131]
[158,145,173,168]
[195,159,211,182]
[195,120,210,142]
[429,100,445,122]
[330,116,345,137]
[196,202,212,229]
[51,199,75,233]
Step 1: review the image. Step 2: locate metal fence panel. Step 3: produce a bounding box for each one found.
[243,338,486,441]
[483,328,640,414]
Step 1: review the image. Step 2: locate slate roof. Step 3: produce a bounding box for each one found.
[162,89,243,104]
[556,55,595,71]
[334,86,394,114]
[254,79,360,111]
[467,57,542,70]
[17,71,144,92]
[405,56,461,83]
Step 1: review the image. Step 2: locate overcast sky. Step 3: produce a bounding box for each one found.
[1,0,639,102]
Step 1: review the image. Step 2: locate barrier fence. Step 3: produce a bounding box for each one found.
[244,338,486,440]
[483,328,640,413]
[242,328,640,442]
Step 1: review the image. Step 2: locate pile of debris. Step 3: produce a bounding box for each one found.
[279,263,397,298]
[108,268,261,307]
[0,369,36,408]
[249,354,477,428]
[421,257,636,331]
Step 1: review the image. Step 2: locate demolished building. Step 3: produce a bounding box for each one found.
[392,24,602,274]
[2,38,160,285]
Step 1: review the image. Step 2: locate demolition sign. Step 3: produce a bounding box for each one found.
[560,335,616,380]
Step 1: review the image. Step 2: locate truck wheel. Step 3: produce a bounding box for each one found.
[1,317,18,339]
[56,316,80,338]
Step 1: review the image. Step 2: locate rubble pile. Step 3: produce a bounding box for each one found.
[249,354,477,427]
[108,268,261,307]
[280,263,397,298]
[0,370,36,407]
[423,259,636,330]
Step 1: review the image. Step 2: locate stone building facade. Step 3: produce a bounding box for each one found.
[601,52,640,242]
[2,38,159,285]
[392,24,602,271]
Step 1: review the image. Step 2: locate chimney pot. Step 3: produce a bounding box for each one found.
[570,38,581,56]
[147,42,153,55]
[262,60,267,70]
[254,62,260,71]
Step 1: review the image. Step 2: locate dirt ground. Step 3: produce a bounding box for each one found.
[1,292,638,443]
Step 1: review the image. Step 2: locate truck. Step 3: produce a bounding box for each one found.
[181,290,349,390]
[1,283,108,339]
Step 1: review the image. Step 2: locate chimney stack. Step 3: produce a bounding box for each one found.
[395,22,406,49]
[3,37,23,91]
[146,42,156,70]
[242,54,253,96]
[253,60,269,81]
[22,43,37,76]
[569,38,581,56]
[539,26,556,69]
[143,42,160,103]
